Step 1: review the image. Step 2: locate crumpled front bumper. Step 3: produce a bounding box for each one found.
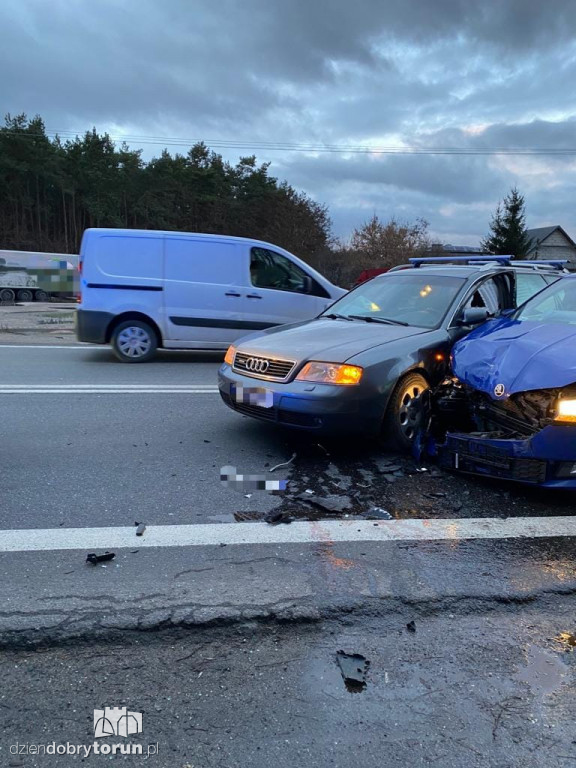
[437,425,576,489]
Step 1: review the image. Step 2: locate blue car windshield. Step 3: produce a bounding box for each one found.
[516,278,576,325]
[322,273,466,329]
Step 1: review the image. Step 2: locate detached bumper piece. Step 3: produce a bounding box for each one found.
[439,434,548,484]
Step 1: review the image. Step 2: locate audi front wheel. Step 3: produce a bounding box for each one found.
[381,372,429,451]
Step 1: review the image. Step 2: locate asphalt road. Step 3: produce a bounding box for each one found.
[2,610,576,768]
[1,341,576,766]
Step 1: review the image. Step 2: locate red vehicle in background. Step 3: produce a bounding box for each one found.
[353,267,388,286]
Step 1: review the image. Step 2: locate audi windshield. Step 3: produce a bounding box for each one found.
[321,273,466,329]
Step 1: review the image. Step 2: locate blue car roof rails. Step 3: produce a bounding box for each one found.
[409,255,512,268]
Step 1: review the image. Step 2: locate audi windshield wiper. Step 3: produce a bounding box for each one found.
[322,313,354,321]
[347,314,409,326]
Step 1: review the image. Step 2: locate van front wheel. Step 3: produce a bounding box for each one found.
[112,320,157,363]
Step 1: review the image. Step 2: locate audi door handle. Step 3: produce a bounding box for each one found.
[225,291,241,297]
[246,293,262,299]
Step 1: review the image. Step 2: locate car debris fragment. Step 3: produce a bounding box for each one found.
[233,510,262,522]
[336,651,370,692]
[135,522,146,536]
[268,452,297,472]
[406,620,416,633]
[264,510,293,525]
[300,494,353,513]
[86,552,116,565]
[361,507,393,520]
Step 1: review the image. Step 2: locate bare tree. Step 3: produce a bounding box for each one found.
[351,214,430,269]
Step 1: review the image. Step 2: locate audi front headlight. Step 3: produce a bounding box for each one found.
[555,398,576,423]
[224,345,236,365]
[296,361,363,386]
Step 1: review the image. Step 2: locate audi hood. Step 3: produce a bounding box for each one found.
[235,317,428,364]
[452,317,576,397]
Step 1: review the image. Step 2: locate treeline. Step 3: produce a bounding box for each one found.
[0,114,331,258]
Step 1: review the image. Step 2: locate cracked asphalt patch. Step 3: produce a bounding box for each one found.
[3,535,576,647]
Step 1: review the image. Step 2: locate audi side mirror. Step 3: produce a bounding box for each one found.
[458,307,490,325]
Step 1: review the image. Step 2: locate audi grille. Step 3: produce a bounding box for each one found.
[233,352,296,381]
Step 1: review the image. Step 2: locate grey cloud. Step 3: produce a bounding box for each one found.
[2,0,576,242]
[276,152,508,203]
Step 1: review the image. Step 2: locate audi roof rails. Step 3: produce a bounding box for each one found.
[511,260,569,270]
[409,255,512,268]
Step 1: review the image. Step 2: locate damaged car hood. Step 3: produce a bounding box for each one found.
[237,318,426,363]
[452,318,576,397]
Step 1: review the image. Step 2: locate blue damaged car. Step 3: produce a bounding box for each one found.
[437,275,576,489]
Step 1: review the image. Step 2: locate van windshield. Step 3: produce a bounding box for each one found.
[322,273,466,329]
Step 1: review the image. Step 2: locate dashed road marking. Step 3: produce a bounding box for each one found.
[0,516,575,553]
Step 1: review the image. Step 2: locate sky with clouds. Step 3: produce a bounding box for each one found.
[2,0,576,244]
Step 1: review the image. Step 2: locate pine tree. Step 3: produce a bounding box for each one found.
[481,188,533,258]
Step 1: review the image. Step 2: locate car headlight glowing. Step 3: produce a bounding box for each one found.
[224,345,236,365]
[296,361,363,386]
[555,398,576,422]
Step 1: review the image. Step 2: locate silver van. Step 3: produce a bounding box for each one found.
[76,228,345,362]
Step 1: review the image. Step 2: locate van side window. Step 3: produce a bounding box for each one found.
[250,248,310,294]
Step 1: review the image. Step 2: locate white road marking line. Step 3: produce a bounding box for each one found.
[0,517,574,554]
[0,345,101,349]
[0,384,217,388]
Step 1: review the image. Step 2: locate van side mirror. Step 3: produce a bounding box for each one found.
[458,307,490,325]
[302,275,313,294]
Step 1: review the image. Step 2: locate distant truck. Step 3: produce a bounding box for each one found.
[0,249,78,302]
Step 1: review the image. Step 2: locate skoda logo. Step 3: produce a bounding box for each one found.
[245,357,270,373]
[494,383,506,397]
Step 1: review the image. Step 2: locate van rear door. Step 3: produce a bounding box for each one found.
[81,231,163,313]
[163,237,246,346]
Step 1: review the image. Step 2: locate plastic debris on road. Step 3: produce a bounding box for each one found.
[86,552,116,565]
[336,651,370,693]
[268,452,297,472]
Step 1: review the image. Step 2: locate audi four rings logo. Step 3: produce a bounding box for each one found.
[245,357,270,373]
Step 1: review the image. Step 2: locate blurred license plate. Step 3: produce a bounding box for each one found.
[232,385,273,408]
